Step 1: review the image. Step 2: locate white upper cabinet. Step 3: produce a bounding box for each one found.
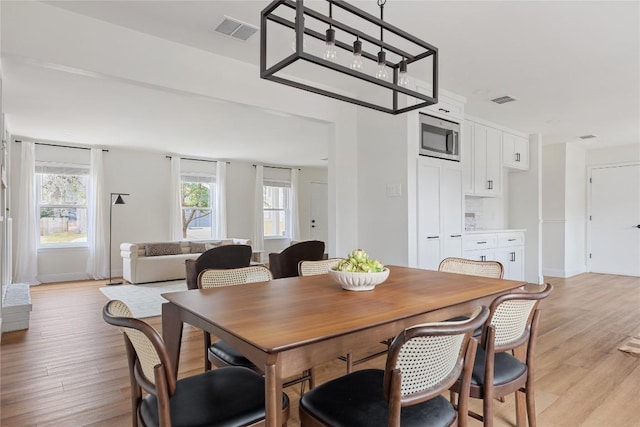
[503,132,530,170]
[465,121,502,197]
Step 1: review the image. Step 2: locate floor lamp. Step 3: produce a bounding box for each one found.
[107,192,129,285]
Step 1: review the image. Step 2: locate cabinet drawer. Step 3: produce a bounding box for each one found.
[498,233,524,247]
[423,100,463,121]
[463,235,497,251]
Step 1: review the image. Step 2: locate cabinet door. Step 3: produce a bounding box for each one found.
[503,133,529,170]
[442,165,463,259]
[463,249,496,262]
[417,160,441,270]
[473,124,489,194]
[484,126,502,196]
[461,121,474,194]
[496,246,524,280]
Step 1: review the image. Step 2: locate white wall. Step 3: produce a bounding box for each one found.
[564,144,587,276]
[585,144,640,165]
[356,108,410,264]
[541,144,567,276]
[9,142,327,283]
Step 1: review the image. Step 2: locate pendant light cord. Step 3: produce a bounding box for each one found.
[378,0,386,52]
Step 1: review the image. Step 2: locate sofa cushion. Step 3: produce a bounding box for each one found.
[190,242,207,254]
[145,242,183,257]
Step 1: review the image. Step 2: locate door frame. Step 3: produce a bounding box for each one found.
[586,161,640,273]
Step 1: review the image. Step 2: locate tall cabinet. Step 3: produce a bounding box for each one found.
[417,156,463,270]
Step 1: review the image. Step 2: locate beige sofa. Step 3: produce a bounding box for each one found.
[120,239,251,284]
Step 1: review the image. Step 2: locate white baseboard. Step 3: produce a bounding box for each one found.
[37,272,92,284]
[543,266,587,278]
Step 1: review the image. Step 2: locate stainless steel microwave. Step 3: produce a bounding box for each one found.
[419,113,460,161]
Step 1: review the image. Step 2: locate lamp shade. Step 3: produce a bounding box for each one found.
[113,195,125,205]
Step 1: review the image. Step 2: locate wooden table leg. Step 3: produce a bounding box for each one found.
[513,345,527,426]
[162,302,184,377]
[264,360,282,427]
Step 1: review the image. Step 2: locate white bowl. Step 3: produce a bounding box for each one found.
[328,268,390,291]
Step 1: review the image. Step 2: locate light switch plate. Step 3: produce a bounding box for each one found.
[386,183,402,197]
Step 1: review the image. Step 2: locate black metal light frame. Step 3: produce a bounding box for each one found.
[260,0,438,115]
[107,192,129,286]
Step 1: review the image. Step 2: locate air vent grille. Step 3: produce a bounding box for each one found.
[491,96,517,104]
[214,17,258,41]
[579,134,597,139]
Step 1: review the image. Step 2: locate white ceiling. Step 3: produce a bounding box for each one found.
[2,1,639,167]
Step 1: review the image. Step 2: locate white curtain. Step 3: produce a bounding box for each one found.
[216,161,228,239]
[253,165,264,256]
[169,156,183,241]
[14,141,40,285]
[86,149,108,279]
[289,168,301,241]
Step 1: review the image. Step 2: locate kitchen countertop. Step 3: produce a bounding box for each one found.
[464,229,526,235]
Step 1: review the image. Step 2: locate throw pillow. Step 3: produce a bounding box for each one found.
[190,242,207,254]
[204,241,224,251]
[145,242,182,257]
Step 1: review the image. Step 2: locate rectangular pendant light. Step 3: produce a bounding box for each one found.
[260,0,439,115]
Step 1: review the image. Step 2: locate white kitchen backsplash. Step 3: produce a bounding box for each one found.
[465,196,505,230]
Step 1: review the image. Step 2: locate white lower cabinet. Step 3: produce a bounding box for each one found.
[463,231,525,281]
[417,157,463,270]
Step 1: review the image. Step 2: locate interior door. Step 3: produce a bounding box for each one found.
[309,182,328,245]
[590,164,640,276]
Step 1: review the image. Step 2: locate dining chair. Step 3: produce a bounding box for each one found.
[268,240,325,279]
[439,257,504,335]
[102,299,290,427]
[298,258,342,276]
[198,266,315,391]
[298,257,388,374]
[449,283,553,427]
[299,306,490,427]
[184,244,252,290]
[438,257,504,279]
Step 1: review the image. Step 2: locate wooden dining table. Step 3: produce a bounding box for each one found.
[161,265,525,427]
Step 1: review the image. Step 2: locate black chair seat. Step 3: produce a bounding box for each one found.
[471,347,527,387]
[300,369,456,427]
[140,367,289,427]
[209,340,256,369]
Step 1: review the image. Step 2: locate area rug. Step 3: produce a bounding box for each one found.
[99,280,187,318]
[618,331,640,358]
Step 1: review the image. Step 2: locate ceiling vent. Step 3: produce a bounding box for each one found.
[579,134,597,139]
[213,16,258,41]
[490,96,517,105]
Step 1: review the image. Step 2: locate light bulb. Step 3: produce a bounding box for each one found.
[398,59,409,87]
[323,28,338,62]
[351,39,364,71]
[376,51,389,81]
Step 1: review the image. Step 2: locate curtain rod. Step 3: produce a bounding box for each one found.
[166,155,229,164]
[253,164,301,171]
[14,140,109,152]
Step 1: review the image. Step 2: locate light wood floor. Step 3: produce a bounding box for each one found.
[1,273,639,427]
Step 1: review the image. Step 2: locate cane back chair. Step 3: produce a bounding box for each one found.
[103,299,289,427]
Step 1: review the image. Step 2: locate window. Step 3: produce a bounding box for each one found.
[263,182,290,237]
[181,174,217,239]
[36,163,89,247]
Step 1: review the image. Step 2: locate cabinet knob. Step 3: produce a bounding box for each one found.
[427,236,439,239]
[480,255,486,262]
[477,241,487,245]
[450,234,462,238]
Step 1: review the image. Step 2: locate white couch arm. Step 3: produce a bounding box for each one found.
[120,242,139,259]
